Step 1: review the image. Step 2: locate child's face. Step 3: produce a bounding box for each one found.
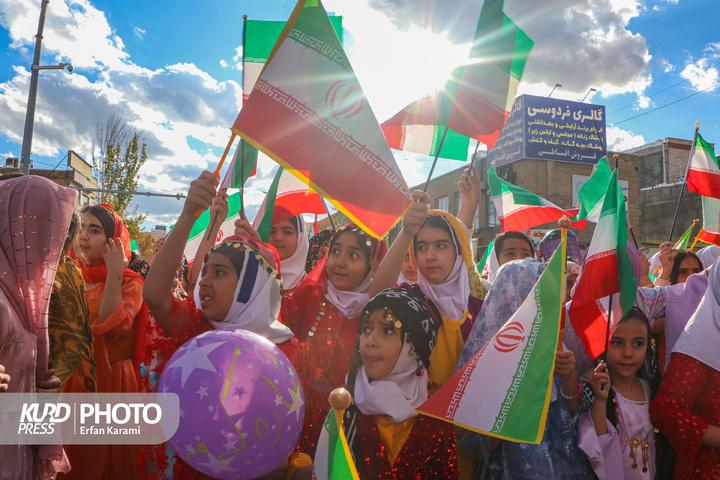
[415,226,457,283]
[78,212,109,266]
[401,253,418,282]
[198,252,240,321]
[269,219,299,261]
[498,238,533,266]
[676,257,702,284]
[607,317,648,381]
[360,309,404,380]
[326,232,371,292]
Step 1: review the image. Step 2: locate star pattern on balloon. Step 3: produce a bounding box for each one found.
[197,451,237,476]
[286,385,304,422]
[166,339,224,387]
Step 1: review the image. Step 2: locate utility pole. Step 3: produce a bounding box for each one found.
[20,0,73,175]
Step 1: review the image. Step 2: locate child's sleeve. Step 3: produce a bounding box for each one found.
[577,412,625,480]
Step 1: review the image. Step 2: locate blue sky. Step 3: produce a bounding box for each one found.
[0,0,718,230]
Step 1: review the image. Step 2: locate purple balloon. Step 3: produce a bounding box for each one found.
[159,329,304,479]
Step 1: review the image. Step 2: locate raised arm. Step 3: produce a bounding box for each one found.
[143,171,218,334]
[457,165,481,230]
[370,190,429,297]
[189,191,229,286]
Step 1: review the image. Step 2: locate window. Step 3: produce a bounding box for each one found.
[488,199,500,227]
[453,191,462,216]
[473,205,481,231]
[436,195,449,212]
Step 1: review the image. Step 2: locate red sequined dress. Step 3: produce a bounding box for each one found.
[650,352,720,480]
[353,413,458,479]
[281,270,361,458]
[138,296,301,480]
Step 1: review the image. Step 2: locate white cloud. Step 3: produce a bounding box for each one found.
[680,42,720,93]
[219,59,227,68]
[607,126,645,151]
[363,0,653,103]
[133,26,145,40]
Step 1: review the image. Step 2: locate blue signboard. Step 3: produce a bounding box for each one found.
[487,94,606,167]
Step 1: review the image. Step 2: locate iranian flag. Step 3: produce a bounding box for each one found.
[571,157,612,223]
[488,166,587,232]
[568,170,637,359]
[182,191,243,266]
[233,0,411,239]
[445,0,533,148]
[417,231,567,443]
[698,196,720,246]
[686,132,720,199]
[313,407,359,480]
[252,167,326,242]
[381,91,471,161]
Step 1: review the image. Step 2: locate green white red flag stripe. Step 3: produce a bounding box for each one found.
[243,17,343,102]
[381,91,471,161]
[417,232,567,443]
[488,166,587,232]
[233,0,411,239]
[567,170,637,359]
[686,132,720,199]
[220,139,258,190]
[571,157,612,223]
[181,191,243,265]
[252,167,326,242]
[699,196,720,246]
[312,408,359,480]
[445,0,533,148]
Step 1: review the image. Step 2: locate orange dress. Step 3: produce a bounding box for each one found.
[61,276,144,480]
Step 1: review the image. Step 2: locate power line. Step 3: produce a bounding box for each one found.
[607,59,720,116]
[609,81,720,127]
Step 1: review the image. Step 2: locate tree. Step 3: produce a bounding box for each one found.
[92,112,148,238]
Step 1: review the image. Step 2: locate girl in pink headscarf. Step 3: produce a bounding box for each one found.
[0,175,74,479]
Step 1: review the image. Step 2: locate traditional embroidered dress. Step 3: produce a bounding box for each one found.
[343,287,458,480]
[409,210,485,391]
[578,380,656,479]
[63,205,148,480]
[456,259,587,480]
[0,175,74,479]
[48,257,96,391]
[138,236,300,480]
[651,261,720,480]
[282,224,387,458]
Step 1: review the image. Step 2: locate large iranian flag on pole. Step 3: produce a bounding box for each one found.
[568,170,637,359]
[686,132,720,199]
[224,18,344,191]
[417,232,567,443]
[445,0,533,148]
[233,0,411,239]
[182,191,243,265]
[381,91,471,161]
[488,166,587,231]
[571,157,612,223]
[698,196,720,246]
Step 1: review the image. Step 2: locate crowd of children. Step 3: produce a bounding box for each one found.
[0,167,719,480]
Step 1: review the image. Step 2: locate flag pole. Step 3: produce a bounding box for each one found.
[320,196,336,231]
[689,234,701,251]
[196,132,236,221]
[240,15,249,216]
[468,139,481,171]
[422,125,450,192]
[558,215,570,350]
[668,122,701,242]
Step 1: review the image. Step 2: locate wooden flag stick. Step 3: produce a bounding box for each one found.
[194,133,237,218]
[423,125,450,192]
[689,234,701,251]
[668,122,701,242]
[558,215,570,350]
